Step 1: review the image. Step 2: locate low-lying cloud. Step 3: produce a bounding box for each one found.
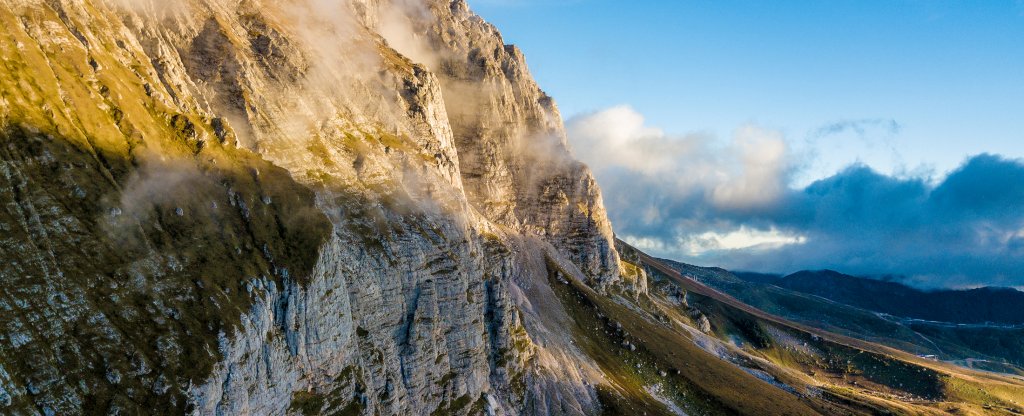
[568,106,1024,288]
[567,106,792,212]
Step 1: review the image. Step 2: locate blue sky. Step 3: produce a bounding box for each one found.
[472,0,1024,183]
[470,0,1024,287]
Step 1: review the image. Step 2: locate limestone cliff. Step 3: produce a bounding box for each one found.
[0,0,621,414]
[3,3,1022,415]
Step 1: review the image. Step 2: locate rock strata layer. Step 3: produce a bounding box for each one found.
[0,0,622,414]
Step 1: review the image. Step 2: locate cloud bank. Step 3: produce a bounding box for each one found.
[568,106,1024,288]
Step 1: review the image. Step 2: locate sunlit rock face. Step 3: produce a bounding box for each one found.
[0,0,621,414]
[373,0,621,286]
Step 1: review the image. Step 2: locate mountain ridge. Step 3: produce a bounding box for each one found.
[668,260,1024,374]
[735,269,1024,325]
[0,0,620,413]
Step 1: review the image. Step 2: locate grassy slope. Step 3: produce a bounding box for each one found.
[599,241,1024,415]
[548,258,823,416]
[668,260,1024,371]
[0,4,333,413]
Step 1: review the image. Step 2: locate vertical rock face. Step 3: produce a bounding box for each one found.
[365,0,621,285]
[0,0,623,415]
[430,0,619,285]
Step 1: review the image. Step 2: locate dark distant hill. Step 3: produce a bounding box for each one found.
[732,271,784,285]
[737,269,1024,325]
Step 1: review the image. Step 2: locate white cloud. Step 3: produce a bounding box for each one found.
[378,0,444,69]
[710,125,789,209]
[566,105,676,175]
[569,106,1024,288]
[681,226,806,255]
[621,226,807,258]
[567,105,791,211]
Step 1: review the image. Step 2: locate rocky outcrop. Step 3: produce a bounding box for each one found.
[374,0,621,285]
[0,0,625,415]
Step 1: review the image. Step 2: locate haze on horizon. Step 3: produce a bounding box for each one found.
[471,0,1024,288]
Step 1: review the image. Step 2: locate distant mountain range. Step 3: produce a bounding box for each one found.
[660,259,1024,376]
[734,270,1024,325]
